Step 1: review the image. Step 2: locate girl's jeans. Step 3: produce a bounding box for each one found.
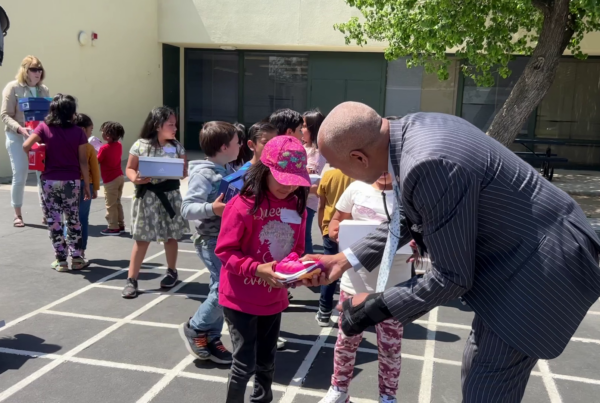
[41,179,82,260]
[190,236,224,340]
[64,183,93,251]
[332,290,403,397]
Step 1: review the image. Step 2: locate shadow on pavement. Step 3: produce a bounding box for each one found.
[89,259,130,268]
[0,334,61,375]
[442,299,473,312]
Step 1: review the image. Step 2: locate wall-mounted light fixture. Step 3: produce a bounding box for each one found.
[78,31,89,46]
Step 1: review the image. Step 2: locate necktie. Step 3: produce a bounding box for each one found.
[375,181,401,293]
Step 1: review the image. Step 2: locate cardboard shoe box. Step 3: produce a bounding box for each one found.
[338,220,413,254]
[219,162,251,202]
[138,156,184,179]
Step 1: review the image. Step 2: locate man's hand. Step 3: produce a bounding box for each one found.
[300,252,352,287]
[338,292,393,337]
[92,190,98,200]
[255,262,284,289]
[212,193,226,217]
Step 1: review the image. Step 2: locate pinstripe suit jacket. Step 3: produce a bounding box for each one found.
[350,113,600,359]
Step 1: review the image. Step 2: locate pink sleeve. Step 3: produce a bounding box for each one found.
[215,201,261,278]
[293,209,308,256]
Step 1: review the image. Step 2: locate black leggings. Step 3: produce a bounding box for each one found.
[224,308,281,403]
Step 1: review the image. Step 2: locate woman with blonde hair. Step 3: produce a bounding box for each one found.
[1,56,50,227]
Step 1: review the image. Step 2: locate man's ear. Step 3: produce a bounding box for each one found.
[349,150,369,168]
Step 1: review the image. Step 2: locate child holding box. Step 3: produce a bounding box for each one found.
[179,121,240,364]
[122,107,189,299]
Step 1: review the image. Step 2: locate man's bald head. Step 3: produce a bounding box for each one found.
[318,102,390,183]
[318,102,382,158]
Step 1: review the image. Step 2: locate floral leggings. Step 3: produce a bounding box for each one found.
[332,291,403,397]
[41,180,82,260]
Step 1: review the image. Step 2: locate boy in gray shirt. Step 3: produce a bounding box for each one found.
[179,121,241,364]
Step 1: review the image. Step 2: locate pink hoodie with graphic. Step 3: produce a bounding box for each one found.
[216,193,307,316]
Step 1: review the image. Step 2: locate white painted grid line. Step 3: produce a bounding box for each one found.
[279,313,339,403]
[419,307,438,403]
[3,342,600,397]
[137,355,196,403]
[538,360,563,403]
[0,250,165,335]
[0,266,205,402]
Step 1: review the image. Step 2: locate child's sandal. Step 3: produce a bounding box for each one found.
[13,216,24,228]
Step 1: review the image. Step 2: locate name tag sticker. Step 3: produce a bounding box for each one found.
[280,209,302,225]
[163,146,176,154]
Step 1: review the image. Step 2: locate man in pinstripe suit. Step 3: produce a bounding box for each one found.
[307,102,600,402]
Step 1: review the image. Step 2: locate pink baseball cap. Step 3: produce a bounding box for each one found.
[261,135,311,187]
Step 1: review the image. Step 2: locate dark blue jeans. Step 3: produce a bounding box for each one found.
[304,208,315,255]
[319,235,339,313]
[63,183,93,251]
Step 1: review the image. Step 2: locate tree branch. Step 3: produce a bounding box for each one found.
[532,0,551,16]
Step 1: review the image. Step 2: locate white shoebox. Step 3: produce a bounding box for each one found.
[138,156,184,179]
[338,220,413,255]
[309,174,321,185]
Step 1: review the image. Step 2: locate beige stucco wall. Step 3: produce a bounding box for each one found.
[0,0,162,179]
[158,0,386,51]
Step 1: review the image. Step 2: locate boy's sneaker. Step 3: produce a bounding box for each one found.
[277,337,287,350]
[160,268,178,288]
[71,256,90,270]
[122,278,138,299]
[119,226,126,233]
[51,259,69,272]
[178,320,211,360]
[206,338,233,365]
[318,387,349,403]
[379,396,397,403]
[101,228,121,236]
[316,309,332,327]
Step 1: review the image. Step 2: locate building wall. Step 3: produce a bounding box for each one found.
[159,0,386,51]
[0,0,162,178]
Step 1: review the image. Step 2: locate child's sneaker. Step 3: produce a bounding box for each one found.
[274,253,323,283]
[379,396,397,403]
[119,226,126,233]
[318,387,349,403]
[206,338,233,365]
[51,259,69,272]
[122,278,138,299]
[160,268,178,288]
[178,320,211,360]
[316,309,332,327]
[277,337,287,350]
[71,256,90,270]
[101,228,121,236]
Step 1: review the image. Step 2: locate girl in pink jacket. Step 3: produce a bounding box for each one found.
[215,135,310,402]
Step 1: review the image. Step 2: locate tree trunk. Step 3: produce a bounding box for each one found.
[486,0,574,147]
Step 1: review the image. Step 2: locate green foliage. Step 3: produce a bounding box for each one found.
[335,0,600,86]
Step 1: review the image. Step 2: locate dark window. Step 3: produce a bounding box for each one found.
[186,51,239,123]
[461,58,530,134]
[243,52,308,123]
